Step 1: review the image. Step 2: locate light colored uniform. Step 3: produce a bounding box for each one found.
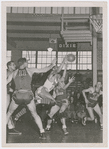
[35,78,58,104]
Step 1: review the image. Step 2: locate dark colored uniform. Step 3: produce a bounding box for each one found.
[87,92,98,108]
[55,88,67,107]
[13,69,33,105]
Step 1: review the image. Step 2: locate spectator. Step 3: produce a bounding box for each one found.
[67,96,77,123]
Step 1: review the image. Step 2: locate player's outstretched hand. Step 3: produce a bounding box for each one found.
[51,58,57,66]
[69,76,75,83]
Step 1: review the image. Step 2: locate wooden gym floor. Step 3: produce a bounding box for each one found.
[7,113,102,143]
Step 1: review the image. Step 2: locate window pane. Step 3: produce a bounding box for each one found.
[28,7,33,13]
[81,7,85,14]
[22,51,36,68]
[85,7,90,14]
[46,7,51,14]
[7,7,11,13]
[23,7,28,13]
[35,7,41,13]
[37,51,56,68]
[37,64,42,69]
[40,7,46,13]
[64,7,69,14]
[69,7,74,14]
[75,7,81,14]
[17,7,23,13]
[47,58,51,63]
[31,58,36,63]
[38,58,41,63]
[12,7,18,13]
[53,7,58,14]
[78,51,92,70]
[57,7,62,14]
[42,58,46,63]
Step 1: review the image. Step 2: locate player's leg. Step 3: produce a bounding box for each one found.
[7,99,18,124]
[27,99,46,139]
[59,101,69,135]
[7,94,15,130]
[94,104,103,129]
[82,106,94,126]
[46,105,60,130]
[36,87,55,102]
[7,99,22,135]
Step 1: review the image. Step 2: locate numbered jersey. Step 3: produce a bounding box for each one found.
[14,69,32,90]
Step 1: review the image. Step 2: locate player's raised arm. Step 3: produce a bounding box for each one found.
[63,76,75,90]
[30,58,56,74]
[62,62,67,79]
[57,56,67,73]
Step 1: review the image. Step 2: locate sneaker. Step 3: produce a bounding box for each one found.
[63,128,69,135]
[94,117,98,123]
[71,120,74,123]
[8,129,22,135]
[82,117,87,126]
[39,132,46,139]
[45,127,51,131]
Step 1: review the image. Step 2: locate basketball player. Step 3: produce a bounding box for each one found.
[7,61,22,135]
[35,56,67,104]
[7,57,56,139]
[7,61,16,108]
[82,82,103,130]
[45,63,75,135]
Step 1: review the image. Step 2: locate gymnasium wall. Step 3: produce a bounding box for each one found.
[9,41,103,71]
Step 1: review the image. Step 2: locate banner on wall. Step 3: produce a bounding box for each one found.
[57,40,77,51]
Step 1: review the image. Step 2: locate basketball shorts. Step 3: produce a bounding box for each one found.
[12,90,34,105]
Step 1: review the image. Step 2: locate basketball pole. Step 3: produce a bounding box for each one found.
[91,8,98,86]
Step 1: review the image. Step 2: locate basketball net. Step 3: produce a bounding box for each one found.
[90,14,102,33]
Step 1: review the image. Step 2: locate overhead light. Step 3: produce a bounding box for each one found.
[47,47,53,52]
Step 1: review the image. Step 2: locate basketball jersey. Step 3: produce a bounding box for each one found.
[14,69,32,90]
[43,78,58,92]
[88,92,98,103]
[56,88,67,100]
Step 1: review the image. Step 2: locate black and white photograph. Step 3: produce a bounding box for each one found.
[1,1,108,147]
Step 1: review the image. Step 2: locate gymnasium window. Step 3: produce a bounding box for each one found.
[57,52,76,70]
[78,51,92,70]
[22,51,36,68]
[37,51,56,69]
[6,51,12,63]
[7,7,91,14]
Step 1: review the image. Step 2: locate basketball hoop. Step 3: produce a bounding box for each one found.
[89,14,102,33]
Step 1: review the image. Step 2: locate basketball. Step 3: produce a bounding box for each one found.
[67,54,75,62]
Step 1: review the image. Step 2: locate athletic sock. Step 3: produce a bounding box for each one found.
[40,129,45,133]
[62,125,67,129]
[46,125,51,129]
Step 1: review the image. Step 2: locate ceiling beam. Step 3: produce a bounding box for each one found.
[8,33,60,38]
[7,36,16,48]
[7,25,61,31]
[9,37,50,41]
[7,13,89,23]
